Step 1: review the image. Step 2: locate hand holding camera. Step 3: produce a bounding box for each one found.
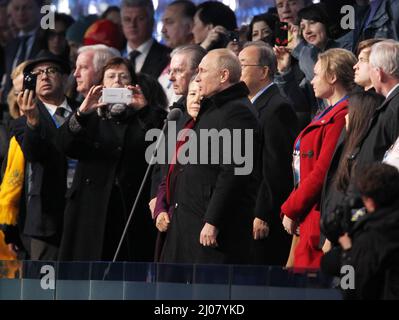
[274,22,297,73]
[79,84,148,119]
[273,46,292,73]
[78,85,107,114]
[126,84,147,110]
[102,85,147,110]
[18,72,39,127]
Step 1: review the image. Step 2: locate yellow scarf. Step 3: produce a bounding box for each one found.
[0,136,25,226]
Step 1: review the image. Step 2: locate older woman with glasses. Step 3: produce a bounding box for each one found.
[57,57,167,262]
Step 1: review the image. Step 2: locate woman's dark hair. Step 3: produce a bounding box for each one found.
[136,73,168,110]
[44,13,75,61]
[297,3,332,38]
[101,6,120,19]
[100,57,137,84]
[196,1,237,31]
[334,92,384,192]
[247,13,278,44]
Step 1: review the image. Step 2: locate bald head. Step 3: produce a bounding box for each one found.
[196,49,241,98]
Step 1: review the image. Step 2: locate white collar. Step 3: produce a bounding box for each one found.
[42,99,71,117]
[18,28,37,38]
[386,83,399,99]
[250,82,274,104]
[127,38,153,56]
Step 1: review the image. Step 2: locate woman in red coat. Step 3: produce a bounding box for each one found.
[281,48,357,269]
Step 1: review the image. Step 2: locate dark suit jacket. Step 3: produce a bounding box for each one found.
[21,98,77,242]
[1,30,46,102]
[140,40,171,79]
[356,85,399,165]
[254,84,298,219]
[0,46,4,85]
[252,84,299,265]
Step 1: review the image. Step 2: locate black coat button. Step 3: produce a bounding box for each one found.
[85,178,91,184]
[117,146,122,151]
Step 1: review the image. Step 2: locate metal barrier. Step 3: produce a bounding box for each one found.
[0,260,342,300]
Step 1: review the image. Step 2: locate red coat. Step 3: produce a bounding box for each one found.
[281,99,348,268]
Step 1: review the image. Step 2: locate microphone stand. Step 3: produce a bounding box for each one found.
[102,109,182,280]
[112,121,168,263]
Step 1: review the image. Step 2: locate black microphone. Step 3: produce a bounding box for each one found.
[111,107,183,263]
[167,107,183,121]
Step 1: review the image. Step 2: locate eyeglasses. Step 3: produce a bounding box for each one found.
[104,73,131,82]
[32,67,61,77]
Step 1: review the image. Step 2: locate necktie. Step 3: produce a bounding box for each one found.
[15,35,30,67]
[129,50,141,72]
[54,107,67,127]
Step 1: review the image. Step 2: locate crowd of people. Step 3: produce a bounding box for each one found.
[1,0,399,299]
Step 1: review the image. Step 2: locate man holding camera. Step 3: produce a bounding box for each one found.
[322,163,399,299]
[14,51,77,260]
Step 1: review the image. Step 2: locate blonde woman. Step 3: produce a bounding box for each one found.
[0,60,30,259]
[281,48,357,269]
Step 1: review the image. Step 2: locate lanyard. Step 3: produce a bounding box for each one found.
[314,96,348,122]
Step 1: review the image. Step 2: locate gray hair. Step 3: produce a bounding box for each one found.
[244,41,277,77]
[77,44,121,73]
[171,44,207,70]
[121,0,154,24]
[369,40,399,80]
[212,48,241,84]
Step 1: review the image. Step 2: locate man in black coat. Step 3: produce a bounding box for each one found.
[121,0,171,78]
[239,42,299,265]
[355,40,399,166]
[160,49,261,264]
[16,51,76,260]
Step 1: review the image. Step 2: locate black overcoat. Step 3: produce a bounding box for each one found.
[57,106,166,261]
[160,82,261,264]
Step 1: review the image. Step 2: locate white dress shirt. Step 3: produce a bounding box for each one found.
[126,38,154,73]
